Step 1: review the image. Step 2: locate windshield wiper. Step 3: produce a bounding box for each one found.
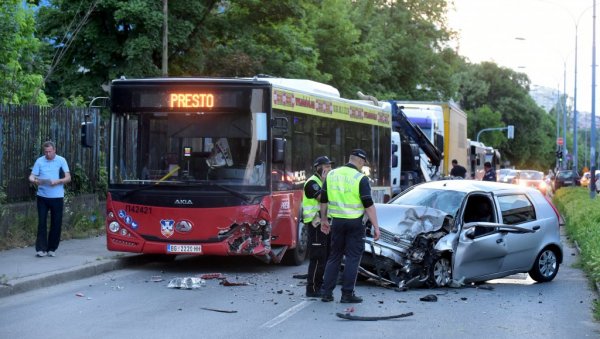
[121,165,181,198]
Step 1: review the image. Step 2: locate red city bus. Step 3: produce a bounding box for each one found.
[100,77,393,264]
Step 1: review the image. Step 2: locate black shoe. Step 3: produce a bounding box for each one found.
[306,291,321,298]
[340,293,363,303]
[321,294,334,302]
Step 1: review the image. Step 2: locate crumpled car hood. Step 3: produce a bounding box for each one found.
[374,204,449,242]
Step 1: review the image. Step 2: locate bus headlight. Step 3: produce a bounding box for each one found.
[109,221,120,233]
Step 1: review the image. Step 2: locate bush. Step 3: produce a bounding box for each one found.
[0,194,105,251]
[553,187,600,319]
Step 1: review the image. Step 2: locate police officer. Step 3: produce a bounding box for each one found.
[303,156,334,297]
[482,161,497,181]
[319,149,381,303]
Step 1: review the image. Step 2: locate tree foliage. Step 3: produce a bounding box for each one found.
[31,0,556,169]
[0,0,47,104]
[457,62,555,170]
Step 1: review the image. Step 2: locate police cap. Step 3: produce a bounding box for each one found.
[313,156,334,168]
[350,149,368,162]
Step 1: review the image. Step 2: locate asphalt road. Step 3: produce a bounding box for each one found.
[1,238,598,339]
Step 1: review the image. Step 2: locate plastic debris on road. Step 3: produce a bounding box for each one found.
[419,294,438,302]
[220,279,250,286]
[199,273,226,280]
[167,277,206,289]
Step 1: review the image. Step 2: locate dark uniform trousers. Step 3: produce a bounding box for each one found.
[320,216,365,296]
[306,224,331,295]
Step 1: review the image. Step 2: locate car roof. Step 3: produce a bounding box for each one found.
[414,179,531,194]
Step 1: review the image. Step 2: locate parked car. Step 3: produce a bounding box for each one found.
[514,170,548,195]
[552,170,580,192]
[360,180,563,288]
[497,169,519,184]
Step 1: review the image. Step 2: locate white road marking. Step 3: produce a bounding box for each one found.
[259,300,311,328]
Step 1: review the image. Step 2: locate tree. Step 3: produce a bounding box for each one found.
[456,62,555,169]
[0,0,47,104]
[351,0,463,101]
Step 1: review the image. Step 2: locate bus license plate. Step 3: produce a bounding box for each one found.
[167,244,202,253]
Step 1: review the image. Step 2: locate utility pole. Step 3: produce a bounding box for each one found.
[591,0,597,199]
[162,0,168,77]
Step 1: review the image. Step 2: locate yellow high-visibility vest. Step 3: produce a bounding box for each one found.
[326,166,365,219]
[302,174,322,223]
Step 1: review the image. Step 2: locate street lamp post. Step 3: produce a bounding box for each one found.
[562,62,568,170]
[591,0,597,199]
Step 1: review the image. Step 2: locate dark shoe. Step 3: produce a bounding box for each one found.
[321,294,334,302]
[306,291,321,298]
[340,293,363,303]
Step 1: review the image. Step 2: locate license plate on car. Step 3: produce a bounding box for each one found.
[167,244,202,253]
[564,181,573,184]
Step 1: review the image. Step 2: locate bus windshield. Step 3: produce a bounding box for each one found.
[110,105,268,188]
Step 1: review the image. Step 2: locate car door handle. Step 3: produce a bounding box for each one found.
[532,225,540,231]
[496,238,503,244]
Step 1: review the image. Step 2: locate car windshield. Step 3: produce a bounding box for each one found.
[557,171,575,179]
[389,187,466,217]
[520,171,543,180]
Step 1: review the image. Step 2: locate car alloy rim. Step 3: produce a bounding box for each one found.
[539,250,557,277]
[433,257,451,286]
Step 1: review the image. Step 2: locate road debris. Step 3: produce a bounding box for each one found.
[220,279,250,286]
[199,273,226,280]
[200,307,238,314]
[168,277,206,289]
[150,276,164,282]
[75,292,85,297]
[419,294,438,302]
[293,274,308,279]
[336,312,414,321]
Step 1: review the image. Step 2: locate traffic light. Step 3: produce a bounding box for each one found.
[556,150,563,159]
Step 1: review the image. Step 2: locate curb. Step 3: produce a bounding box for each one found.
[0,255,150,299]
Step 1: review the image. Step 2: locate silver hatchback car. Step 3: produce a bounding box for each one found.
[360,180,563,288]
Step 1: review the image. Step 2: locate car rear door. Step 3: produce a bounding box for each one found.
[496,193,543,272]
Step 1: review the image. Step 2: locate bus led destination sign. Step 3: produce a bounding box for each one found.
[169,93,215,108]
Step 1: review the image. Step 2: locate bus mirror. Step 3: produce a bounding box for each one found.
[272,117,288,131]
[81,121,95,148]
[273,138,286,163]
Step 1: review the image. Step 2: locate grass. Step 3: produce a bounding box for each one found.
[553,187,600,320]
[0,200,105,251]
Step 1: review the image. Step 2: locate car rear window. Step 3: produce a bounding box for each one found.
[497,194,536,225]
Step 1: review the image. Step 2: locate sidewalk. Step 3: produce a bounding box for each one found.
[0,235,145,298]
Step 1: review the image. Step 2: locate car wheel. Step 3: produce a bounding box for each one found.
[282,212,308,266]
[529,247,560,282]
[428,255,452,287]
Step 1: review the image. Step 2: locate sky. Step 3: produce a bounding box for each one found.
[447,0,596,113]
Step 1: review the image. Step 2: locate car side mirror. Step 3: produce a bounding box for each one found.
[465,228,475,239]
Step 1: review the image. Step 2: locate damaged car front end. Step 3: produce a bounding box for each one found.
[359,180,563,289]
[360,205,456,288]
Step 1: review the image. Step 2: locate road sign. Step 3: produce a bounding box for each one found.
[557,137,563,145]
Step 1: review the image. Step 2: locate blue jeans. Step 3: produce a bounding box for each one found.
[320,216,365,296]
[36,196,64,252]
